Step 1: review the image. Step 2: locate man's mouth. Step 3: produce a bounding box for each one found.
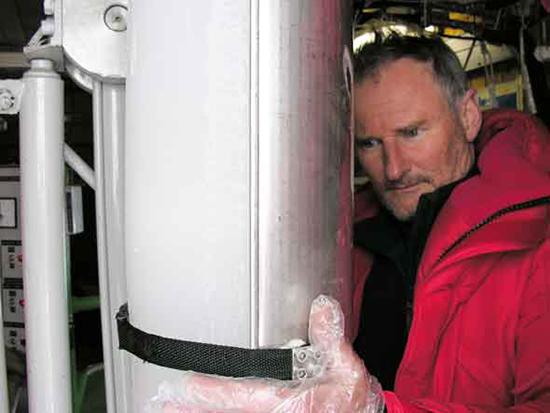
[387,183,421,192]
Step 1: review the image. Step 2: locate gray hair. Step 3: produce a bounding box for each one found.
[354,34,468,110]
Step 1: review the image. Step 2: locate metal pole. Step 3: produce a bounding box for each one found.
[93,81,129,413]
[92,80,116,413]
[63,143,96,190]
[19,59,72,413]
[0,303,9,413]
[102,82,130,413]
[125,0,352,406]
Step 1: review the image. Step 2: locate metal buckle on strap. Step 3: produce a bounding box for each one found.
[292,346,323,380]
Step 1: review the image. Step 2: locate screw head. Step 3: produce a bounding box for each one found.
[104,5,128,32]
[296,369,307,379]
[0,90,15,111]
[296,350,308,362]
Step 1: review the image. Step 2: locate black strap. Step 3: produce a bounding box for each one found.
[116,303,294,380]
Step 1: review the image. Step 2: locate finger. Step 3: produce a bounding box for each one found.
[308,295,345,350]
[308,296,371,379]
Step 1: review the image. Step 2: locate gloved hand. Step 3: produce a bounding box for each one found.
[154,295,385,413]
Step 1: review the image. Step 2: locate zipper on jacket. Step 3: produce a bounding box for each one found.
[437,196,550,264]
[394,195,550,390]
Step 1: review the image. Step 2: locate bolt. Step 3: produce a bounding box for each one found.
[104,5,128,32]
[295,369,307,380]
[296,350,308,363]
[0,90,15,111]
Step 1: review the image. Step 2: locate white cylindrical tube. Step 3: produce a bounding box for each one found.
[0,302,9,413]
[102,82,130,413]
[63,143,96,190]
[125,3,257,407]
[92,80,115,413]
[93,81,130,413]
[19,59,72,413]
[124,1,352,409]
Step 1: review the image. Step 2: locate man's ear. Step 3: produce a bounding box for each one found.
[459,88,482,143]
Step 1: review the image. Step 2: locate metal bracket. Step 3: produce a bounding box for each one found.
[62,0,128,82]
[24,0,128,85]
[23,1,64,71]
[292,346,324,380]
[0,80,24,115]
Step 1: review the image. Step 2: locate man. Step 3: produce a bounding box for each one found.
[349,35,550,412]
[160,35,550,412]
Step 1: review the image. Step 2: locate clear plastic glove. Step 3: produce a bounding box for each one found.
[152,295,384,413]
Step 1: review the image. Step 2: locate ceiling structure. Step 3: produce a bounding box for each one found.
[354,0,545,44]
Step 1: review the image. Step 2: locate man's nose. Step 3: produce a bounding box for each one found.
[383,143,409,182]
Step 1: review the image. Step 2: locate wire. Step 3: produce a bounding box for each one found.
[423,0,428,27]
[463,39,477,69]
[493,8,503,30]
[480,41,497,108]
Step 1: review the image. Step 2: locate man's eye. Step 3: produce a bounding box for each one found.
[356,138,381,150]
[402,127,419,138]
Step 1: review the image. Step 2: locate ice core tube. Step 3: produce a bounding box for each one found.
[123,1,353,408]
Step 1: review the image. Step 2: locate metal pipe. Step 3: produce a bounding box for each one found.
[480,42,497,108]
[0,303,10,413]
[99,82,130,413]
[63,143,96,190]
[93,81,129,412]
[92,80,117,413]
[19,58,72,413]
[462,39,476,70]
[519,27,537,114]
[125,1,352,406]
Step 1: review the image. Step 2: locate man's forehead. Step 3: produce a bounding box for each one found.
[354,62,433,109]
[353,59,450,134]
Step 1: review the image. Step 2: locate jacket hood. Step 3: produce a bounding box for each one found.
[419,109,550,278]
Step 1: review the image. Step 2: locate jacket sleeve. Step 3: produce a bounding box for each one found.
[383,241,550,413]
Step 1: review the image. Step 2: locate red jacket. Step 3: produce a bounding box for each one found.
[352,109,550,412]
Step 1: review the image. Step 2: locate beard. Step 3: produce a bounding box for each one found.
[365,122,473,222]
[375,174,434,221]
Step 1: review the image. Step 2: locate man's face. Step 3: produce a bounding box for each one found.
[354,58,480,221]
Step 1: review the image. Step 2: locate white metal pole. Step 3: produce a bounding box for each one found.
[92,80,116,413]
[63,143,96,190]
[19,58,72,413]
[104,83,131,413]
[124,1,352,408]
[0,303,9,413]
[93,81,130,413]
